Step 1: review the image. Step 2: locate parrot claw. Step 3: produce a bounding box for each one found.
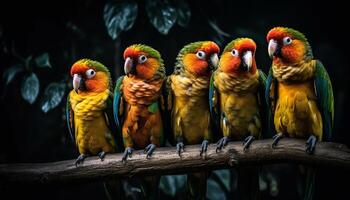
[272,133,284,148]
[75,154,88,167]
[145,144,156,159]
[98,151,106,161]
[243,136,255,151]
[200,140,209,156]
[176,142,185,157]
[122,147,133,163]
[216,137,229,152]
[306,135,317,154]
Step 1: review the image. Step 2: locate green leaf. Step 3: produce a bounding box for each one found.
[159,175,186,197]
[40,82,66,113]
[21,73,40,104]
[35,53,51,68]
[148,102,158,113]
[103,0,138,40]
[2,64,24,85]
[146,0,177,35]
[174,0,191,27]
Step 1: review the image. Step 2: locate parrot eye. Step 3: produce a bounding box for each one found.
[196,51,206,60]
[138,55,148,64]
[283,37,292,45]
[86,69,96,79]
[231,49,239,57]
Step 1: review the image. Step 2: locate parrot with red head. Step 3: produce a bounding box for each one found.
[209,38,266,199]
[265,27,334,199]
[167,41,220,199]
[113,44,166,199]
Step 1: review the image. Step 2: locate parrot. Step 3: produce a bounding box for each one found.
[113,44,166,199]
[167,41,220,199]
[66,59,123,198]
[209,38,266,199]
[265,27,334,199]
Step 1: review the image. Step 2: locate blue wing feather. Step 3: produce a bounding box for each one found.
[113,76,125,135]
[209,74,221,133]
[314,60,334,141]
[66,95,75,141]
[264,67,276,137]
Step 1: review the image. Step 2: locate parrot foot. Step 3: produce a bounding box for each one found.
[306,135,317,154]
[144,144,156,159]
[75,154,88,167]
[216,137,230,152]
[176,142,185,157]
[243,136,255,151]
[272,133,284,148]
[122,147,133,163]
[98,151,106,161]
[200,140,209,156]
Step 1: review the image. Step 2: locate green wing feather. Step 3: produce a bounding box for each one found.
[209,74,221,133]
[66,95,75,141]
[113,76,125,137]
[265,67,277,137]
[314,60,334,141]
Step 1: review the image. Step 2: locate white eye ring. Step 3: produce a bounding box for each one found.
[196,51,206,60]
[138,55,148,63]
[283,37,292,45]
[86,69,96,79]
[231,49,239,57]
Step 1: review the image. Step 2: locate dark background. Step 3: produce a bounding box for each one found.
[0,0,349,199]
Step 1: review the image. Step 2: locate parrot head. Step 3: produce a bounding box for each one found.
[176,41,220,77]
[70,59,111,93]
[267,27,313,65]
[219,38,257,76]
[123,44,165,80]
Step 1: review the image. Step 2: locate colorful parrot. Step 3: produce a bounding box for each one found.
[66,59,122,166]
[209,38,266,199]
[113,44,166,199]
[167,41,220,199]
[66,59,123,198]
[265,27,334,199]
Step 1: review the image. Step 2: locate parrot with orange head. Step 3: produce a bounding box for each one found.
[265,27,334,199]
[113,44,166,199]
[167,41,220,199]
[209,38,266,199]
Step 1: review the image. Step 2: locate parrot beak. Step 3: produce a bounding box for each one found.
[73,74,84,93]
[241,51,252,72]
[268,39,281,58]
[124,57,137,75]
[209,53,219,70]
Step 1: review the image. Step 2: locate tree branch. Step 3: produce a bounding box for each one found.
[0,138,349,185]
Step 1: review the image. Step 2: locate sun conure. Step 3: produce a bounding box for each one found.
[66,59,122,166]
[113,44,166,199]
[167,41,220,199]
[209,38,266,199]
[66,59,123,198]
[266,27,334,199]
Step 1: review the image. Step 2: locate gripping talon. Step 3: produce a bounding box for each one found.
[243,136,255,151]
[98,151,106,161]
[75,154,88,167]
[272,133,283,148]
[306,135,317,154]
[176,142,184,157]
[216,137,229,152]
[122,147,133,163]
[145,144,156,159]
[200,140,209,156]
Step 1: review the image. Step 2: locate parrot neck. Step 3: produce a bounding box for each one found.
[214,70,259,94]
[272,59,316,83]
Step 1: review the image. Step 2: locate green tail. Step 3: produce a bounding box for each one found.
[304,165,316,200]
[187,172,208,200]
[237,166,260,200]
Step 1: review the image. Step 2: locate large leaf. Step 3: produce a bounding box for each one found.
[2,64,24,86]
[40,82,66,113]
[174,0,191,27]
[146,0,177,35]
[21,73,40,104]
[159,175,186,197]
[103,0,138,40]
[35,53,51,68]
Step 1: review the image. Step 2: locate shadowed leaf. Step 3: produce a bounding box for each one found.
[21,73,40,104]
[174,0,191,27]
[146,0,177,35]
[40,82,66,113]
[3,64,24,86]
[35,53,51,68]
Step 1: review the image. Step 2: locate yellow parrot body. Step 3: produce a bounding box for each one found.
[69,89,115,155]
[214,70,261,140]
[169,73,212,144]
